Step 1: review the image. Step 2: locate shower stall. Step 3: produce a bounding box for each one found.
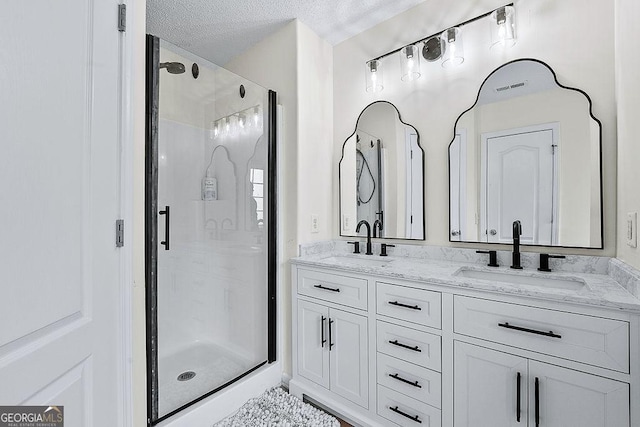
[145,36,277,425]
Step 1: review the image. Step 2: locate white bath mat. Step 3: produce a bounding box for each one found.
[214,387,340,427]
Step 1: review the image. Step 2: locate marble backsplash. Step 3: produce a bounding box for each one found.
[299,240,611,275]
[609,258,640,298]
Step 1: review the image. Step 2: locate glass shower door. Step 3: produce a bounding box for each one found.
[146,36,276,424]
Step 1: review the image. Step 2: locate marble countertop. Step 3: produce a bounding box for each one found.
[291,252,640,314]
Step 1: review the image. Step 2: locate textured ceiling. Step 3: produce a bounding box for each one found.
[147,0,426,65]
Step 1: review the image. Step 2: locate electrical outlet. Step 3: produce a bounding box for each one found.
[311,214,319,233]
[627,212,637,248]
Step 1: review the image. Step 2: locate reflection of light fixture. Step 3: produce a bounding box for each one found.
[253,106,260,126]
[490,6,517,49]
[441,27,464,68]
[365,59,383,93]
[209,121,220,139]
[210,104,262,139]
[400,45,421,81]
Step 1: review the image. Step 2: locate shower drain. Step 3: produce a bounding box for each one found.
[177,371,196,382]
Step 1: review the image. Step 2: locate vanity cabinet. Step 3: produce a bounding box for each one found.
[296,270,369,409]
[454,342,630,427]
[290,262,637,427]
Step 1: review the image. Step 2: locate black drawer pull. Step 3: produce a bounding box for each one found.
[498,322,562,339]
[389,340,421,352]
[389,406,422,423]
[389,373,421,388]
[388,301,421,310]
[320,316,326,348]
[314,284,340,292]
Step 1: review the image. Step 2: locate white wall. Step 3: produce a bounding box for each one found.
[615,0,640,269]
[333,0,616,255]
[226,20,333,376]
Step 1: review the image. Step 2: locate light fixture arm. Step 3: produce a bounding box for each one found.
[368,3,514,63]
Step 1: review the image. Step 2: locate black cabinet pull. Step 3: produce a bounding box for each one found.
[516,372,521,422]
[320,316,326,348]
[535,377,540,427]
[159,206,170,250]
[314,284,340,292]
[388,301,421,311]
[389,406,422,423]
[498,322,562,339]
[328,318,334,350]
[389,373,421,388]
[389,340,421,352]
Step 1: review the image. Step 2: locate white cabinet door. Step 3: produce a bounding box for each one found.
[297,300,330,388]
[529,361,629,427]
[454,342,527,427]
[329,308,369,408]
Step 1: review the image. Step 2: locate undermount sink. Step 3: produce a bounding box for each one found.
[454,267,586,291]
[320,255,394,268]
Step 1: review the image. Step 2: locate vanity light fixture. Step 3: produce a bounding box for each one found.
[490,6,517,49]
[364,3,514,91]
[441,27,464,68]
[400,44,421,81]
[365,59,384,93]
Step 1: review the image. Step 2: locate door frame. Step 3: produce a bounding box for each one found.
[117,1,137,426]
[479,123,559,244]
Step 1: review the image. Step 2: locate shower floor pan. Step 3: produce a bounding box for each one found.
[158,341,255,417]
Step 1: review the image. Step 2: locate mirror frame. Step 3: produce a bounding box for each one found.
[448,58,604,249]
[339,100,426,240]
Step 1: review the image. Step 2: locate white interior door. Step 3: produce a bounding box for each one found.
[454,342,527,427]
[405,129,424,239]
[0,1,124,426]
[483,127,556,244]
[529,361,629,427]
[449,132,467,241]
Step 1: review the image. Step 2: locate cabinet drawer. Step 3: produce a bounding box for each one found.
[377,385,441,427]
[377,282,441,328]
[377,353,441,408]
[297,268,367,310]
[377,321,441,371]
[454,296,630,372]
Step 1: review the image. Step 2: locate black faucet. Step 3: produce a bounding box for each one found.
[373,219,383,238]
[356,220,373,255]
[511,220,523,269]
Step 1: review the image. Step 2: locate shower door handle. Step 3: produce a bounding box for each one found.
[159,205,170,250]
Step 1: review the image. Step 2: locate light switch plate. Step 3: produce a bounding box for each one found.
[311,214,319,233]
[342,214,352,232]
[627,212,637,248]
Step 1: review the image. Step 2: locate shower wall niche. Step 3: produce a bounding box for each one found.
[146,37,276,425]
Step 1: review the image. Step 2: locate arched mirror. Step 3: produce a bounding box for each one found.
[449,59,603,248]
[340,101,425,240]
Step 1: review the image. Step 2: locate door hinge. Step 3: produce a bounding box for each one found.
[118,4,126,32]
[116,219,125,247]
[551,144,558,154]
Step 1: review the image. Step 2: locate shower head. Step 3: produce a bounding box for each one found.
[159,62,185,74]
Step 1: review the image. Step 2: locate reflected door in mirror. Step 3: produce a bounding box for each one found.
[448,59,602,248]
